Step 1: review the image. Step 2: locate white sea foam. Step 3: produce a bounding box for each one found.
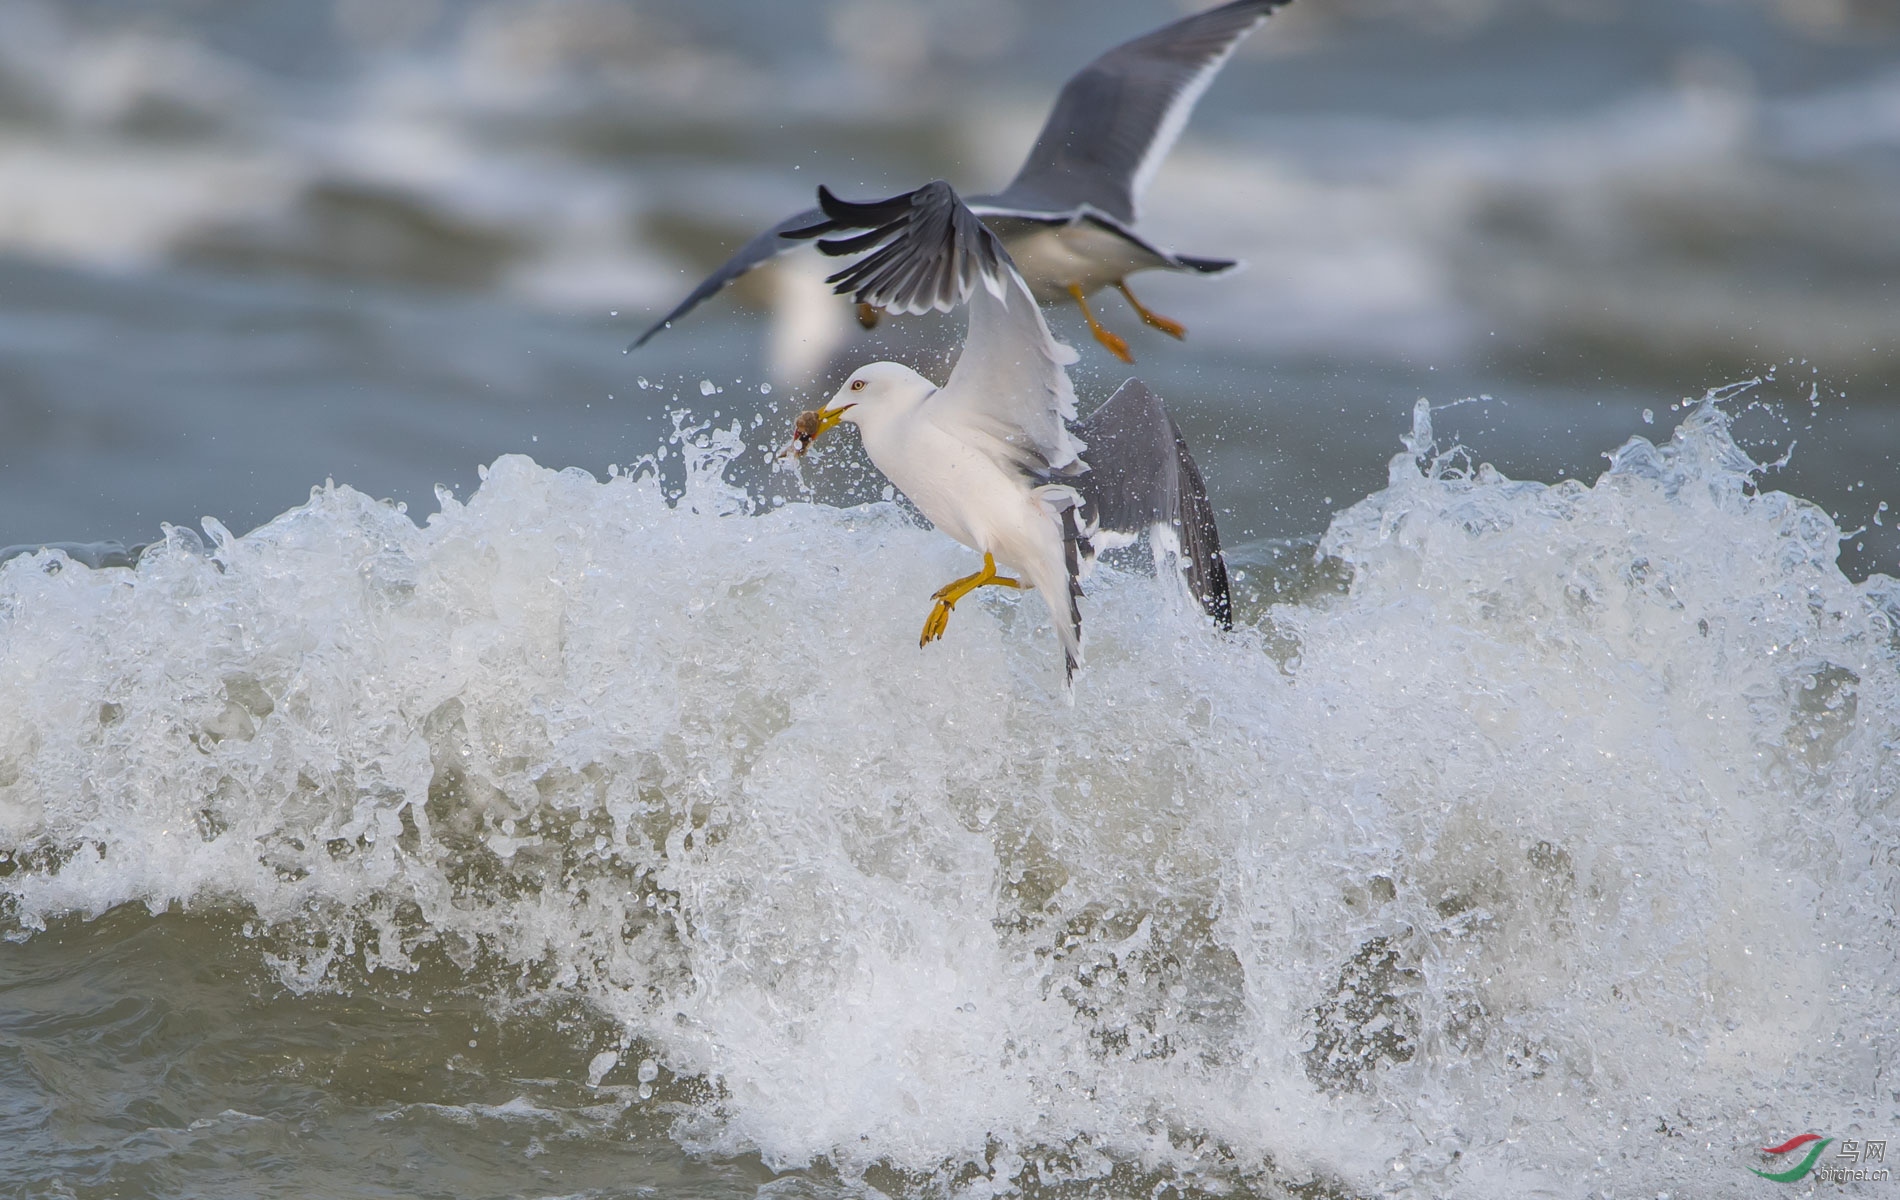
[2,399,1897,1197]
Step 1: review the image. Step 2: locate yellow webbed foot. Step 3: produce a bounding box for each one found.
[918,554,1023,649]
[920,600,953,646]
[1139,310,1186,339]
[932,574,1019,601]
[1067,284,1135,364]
[1117,281,1186,340]
[1091,324,1135,363]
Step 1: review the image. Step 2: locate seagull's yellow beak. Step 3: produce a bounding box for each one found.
[811,402,853,437]
[788,402,853,458]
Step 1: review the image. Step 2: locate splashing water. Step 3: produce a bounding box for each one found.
[2,396,1896,1197]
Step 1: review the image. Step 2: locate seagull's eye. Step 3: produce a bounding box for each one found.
[850,379,867,392]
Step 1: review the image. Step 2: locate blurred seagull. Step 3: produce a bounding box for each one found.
[631,0,1291,364]
[786,181,1232,687]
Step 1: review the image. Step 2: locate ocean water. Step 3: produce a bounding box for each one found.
[3,0,1900,1196]
[4,395,1898,1198]
[2,0,1897,570]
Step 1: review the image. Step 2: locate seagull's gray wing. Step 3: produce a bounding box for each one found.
[988,0,1291,226]
[626,206,824,350]
[791,182,1084,475]
[1074,379,1232,629]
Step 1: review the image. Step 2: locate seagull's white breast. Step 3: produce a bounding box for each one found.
[857,411,1055,573]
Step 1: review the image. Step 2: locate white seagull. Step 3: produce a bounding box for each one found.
[631,0,1293,363]
[787,181,1232,685]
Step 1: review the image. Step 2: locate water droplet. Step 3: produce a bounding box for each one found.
[587,1050,619,1085]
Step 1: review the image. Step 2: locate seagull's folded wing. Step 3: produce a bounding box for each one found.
[936,251,1084,477]
[1075,379,1233,628]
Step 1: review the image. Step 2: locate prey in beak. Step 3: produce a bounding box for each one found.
[781,402,853,459]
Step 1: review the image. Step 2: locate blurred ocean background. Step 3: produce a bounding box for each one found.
[3,2,1899,1198]
[1,0,1895,569]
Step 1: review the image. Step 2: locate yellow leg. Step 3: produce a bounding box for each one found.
[1116,281,1186,339]
[856,302,881,330]
[920,552,1023,647]
[1066,284,1134,364]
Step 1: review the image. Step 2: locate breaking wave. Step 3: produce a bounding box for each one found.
[2,395,1897,1197]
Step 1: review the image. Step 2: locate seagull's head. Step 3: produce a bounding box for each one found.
[793,362,934,454]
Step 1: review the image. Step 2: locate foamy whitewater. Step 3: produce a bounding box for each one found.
[3,396,1897,1197]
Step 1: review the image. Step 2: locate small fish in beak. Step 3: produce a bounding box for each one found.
[779,404,851,460]
[791,408,823,455]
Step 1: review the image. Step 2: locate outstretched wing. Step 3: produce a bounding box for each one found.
[990,0,1290,226]
[1074,379,1232,628]
[791,181,1084,475]
[626,206,824,350]
[787,182,1003,316]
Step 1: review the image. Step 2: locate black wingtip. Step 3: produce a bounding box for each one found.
[781,180,1006,315]
[1173,428,1235,631]
[782,189,854,241]
[815,225,901,259]
[810,182,933,229]
[625,321,666,353]
[1202,554,1235,631]
[1174,255,1239,276]
[780,220,833,242]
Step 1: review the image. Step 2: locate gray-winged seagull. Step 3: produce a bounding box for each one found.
[785,181,1233,687]
[631,0,1291,363]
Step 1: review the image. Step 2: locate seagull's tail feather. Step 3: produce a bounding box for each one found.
[1027,484,1089,690]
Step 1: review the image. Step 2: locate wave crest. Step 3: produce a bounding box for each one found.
[3,398,1896,1196]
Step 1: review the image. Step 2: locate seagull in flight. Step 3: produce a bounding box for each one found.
[785,181,1232,687]
[631,0,1292,364]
